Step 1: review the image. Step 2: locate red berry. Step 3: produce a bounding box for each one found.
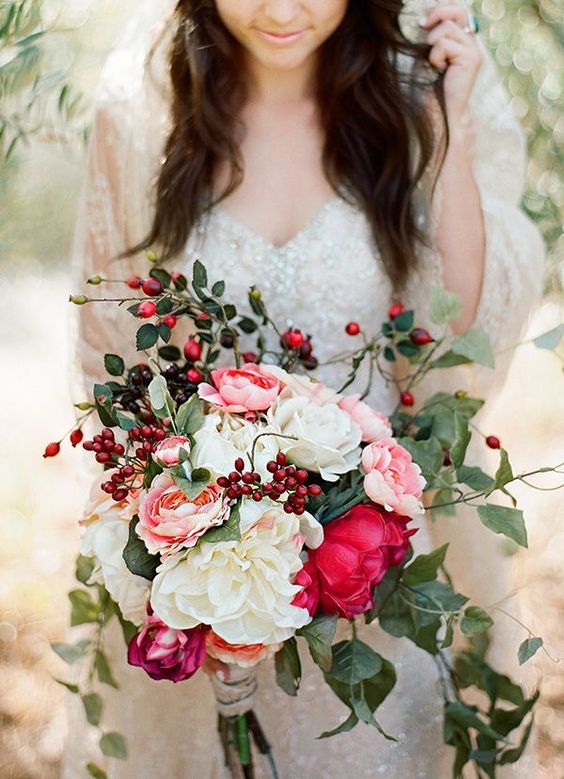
[96,452,111,463]
[252,492,263,502]
[129,427,141,441]
[295,469,308,484]
[122,465,135,478]
[102,428,114,440]
[486,435,501,450]
[287,330,305,349]
[388,302,404,320]
[242,352,258,364]
[162,314,177,329]
[294,505,305,516]
[345,321,361,336]
[183,338,202,362]
[292,495,306,508]
[187,368,204,384]
[138,300,157,318]
[276,452,287,466]
[153,428,166,441]
[410,328,434,346]
[283,502,294,514]
[127,275,143,289]
[82,440,94,451]
[307,484,322,497]
[242,473,255,484]
[70,429,83,447]
[266,461,278,473]
[113,443,125,456]
[217,476,230,488]
[296,485,308,497]
[235,458,245,472]
[43,442,60,458]
[141,426,152,438]
[141,277,163,297]
[143,441,153,452]
[113,488,129,502]
[240,485,253,495]
[400,391,415,407]
[273,469,286,482]
[227,486,240,500]
[272,483,285,496]
[229,471,242,483]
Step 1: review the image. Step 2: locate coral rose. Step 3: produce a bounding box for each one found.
[307,502,416,619]
[128,615,206,682]
[362,438,426,518]
[205,631,280,668]
[153,435,191,467]
[338,394,392,443]
[198,363,281,413]
[137,473,229,555]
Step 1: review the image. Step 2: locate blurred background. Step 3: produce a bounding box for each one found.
[0,0,563,777]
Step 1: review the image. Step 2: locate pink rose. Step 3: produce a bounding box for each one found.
[362,438,425,518]
[137,473,229,554]
[291,560,321,616]
[128,615,206,682]
[205,631,280,668]
[153,435,191,467]
[307,503,416,619]
[338,394,392,443]
[198,363,281,413]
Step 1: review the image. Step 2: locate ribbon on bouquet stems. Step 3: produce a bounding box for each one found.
[211,666,280,779]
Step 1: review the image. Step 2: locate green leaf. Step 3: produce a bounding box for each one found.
[54,678,80,693]
[451,412,471,469]
[444,702,507,742]
[430,488,456,518]
[410,580,469,613]
[297,615,337,673]
[192,259,208,289]
[123,517,160,580]
[115,412,137,432]
[365,562,404,623]
[82,692,103,726]
[350,695,395,741]
[487,449,514,495]
[136,324,159,351]
[275,637,301,696]
[148,375,174,419]
[158,345,182,362]
[461,606,494,637]
[533,324,564,351]
[200,503,241,543]
[393,310,414,332]
[457,466,494,492]
[211,280,225,297]
[327,640,382,685]
[477,504,528,548]
[176,394,205,435]
[498,717,535,765]
[237,316,258,334]
[402,544,449,585]
[68,589,99,626]
[75,555,96,585]
[319,711,359,739]
[397,340,418,358]
[158,322,172,343]
[383,346,396,362]
[51,639,91,664]
[156,297,174,316]
[397,437,443,482]
[518,637,543,665]
[104,353,124,376]
[86,764,108,779]
[430,285,462,325]
[363,658,397,712]
[99,731,128,760]
[150,268,171,289]
[432,350,472,369]
[451,329,495,369]
[170,466,211,502]
[95,649,119,689]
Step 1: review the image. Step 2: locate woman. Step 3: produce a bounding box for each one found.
[67,0,545,776]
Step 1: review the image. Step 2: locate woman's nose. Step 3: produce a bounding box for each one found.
[263,1,302,27]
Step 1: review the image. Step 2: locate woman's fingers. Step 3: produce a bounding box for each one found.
[426,19,470,46]
[428,37,466,72]
[419,3,473,32]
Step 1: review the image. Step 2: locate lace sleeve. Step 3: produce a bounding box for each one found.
[406,42,547,400]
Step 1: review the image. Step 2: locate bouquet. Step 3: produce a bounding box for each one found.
[48,256,563,778]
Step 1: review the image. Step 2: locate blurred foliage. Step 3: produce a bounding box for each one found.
[0,0,562,291]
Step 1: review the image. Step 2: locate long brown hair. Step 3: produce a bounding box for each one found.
[121,0,448,290]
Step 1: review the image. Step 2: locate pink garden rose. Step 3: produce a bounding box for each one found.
[362,438,425,518]
[128,614,206,682]
[198,363,281,413]
[338,394,392,443]
[307,503,416,619]
[291,559,321,616]
[205,631,280,668]
[137,473,229,555]
[153,435,191,467]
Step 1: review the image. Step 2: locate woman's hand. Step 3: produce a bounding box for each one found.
[420,3,484,128]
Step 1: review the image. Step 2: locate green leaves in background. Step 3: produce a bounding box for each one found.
[518,637,543,665]
[122,516,160,580]
[477,504,528,547]
[99,731,128,760]
[275,637,301,696]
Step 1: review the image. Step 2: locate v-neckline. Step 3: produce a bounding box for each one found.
[211,191,347,251]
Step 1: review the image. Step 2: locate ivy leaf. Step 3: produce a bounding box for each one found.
[68,589,99,626]
[518,637,543,665]
[430,285,462,325]
[457,466,494,492]
[451,412,471,469]
[451,329,495,369]
[477,504,528,548]
[402,544,449,586]
[99,732,128,760]
[200,503,241,543]
[460,606,494,637]
[122,517,160,580]
[95,649,119,689]
[487,449,514,496]
[409,580,469,614]
[297,615,337,673]
[275,637,301,696]
[82,692,103,726]
[51,639,91,664]
[327,640,382,685]
[136,323,159,351]
[432,350,472,369]
[176,394,205,435]
[171,467,211,502]
[319,711,359,739]
[104,354,124,376]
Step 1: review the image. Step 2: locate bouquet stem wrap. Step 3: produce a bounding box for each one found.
[211,665,257,717]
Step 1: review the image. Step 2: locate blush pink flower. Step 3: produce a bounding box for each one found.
[137,473,229,555]
[205,631,280,668]
[198,363,281,413]
[291,560,321,616]
[153,435,191,468]
[338,394,392,443]
[128,615,206,682]
[362,438,425,518]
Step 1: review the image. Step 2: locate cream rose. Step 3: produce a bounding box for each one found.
[267,396,362,481]
[150,498,323,645]
[262,365,340,405]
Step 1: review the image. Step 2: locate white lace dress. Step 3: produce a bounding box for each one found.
[64,3,546,777]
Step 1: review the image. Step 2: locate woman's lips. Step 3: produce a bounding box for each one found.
[256,29,307,45]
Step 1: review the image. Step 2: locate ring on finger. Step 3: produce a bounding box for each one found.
[462,11,480,34]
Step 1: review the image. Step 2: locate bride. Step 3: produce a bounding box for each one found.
[66,0,545,776]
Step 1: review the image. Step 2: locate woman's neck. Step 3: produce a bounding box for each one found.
[243,52,318,107]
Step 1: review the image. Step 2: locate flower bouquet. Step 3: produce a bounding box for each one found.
[49,256,563,778]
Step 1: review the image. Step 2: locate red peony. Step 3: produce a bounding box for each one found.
[306,502,416,619]
[291,560,321,616]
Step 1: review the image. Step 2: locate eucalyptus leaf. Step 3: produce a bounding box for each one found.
[533,324,564,351]
[487,449,514,495]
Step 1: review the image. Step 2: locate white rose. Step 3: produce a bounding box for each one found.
[150,498,323,645]
[267,396,362,481]
[190,412,283,480]
[262,365,341,405]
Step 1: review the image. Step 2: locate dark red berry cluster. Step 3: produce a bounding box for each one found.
[129,425,166,461]
[280,329,318,370]
[83,428,125,464]
[216,452,322,515]
[101,464,136,501]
